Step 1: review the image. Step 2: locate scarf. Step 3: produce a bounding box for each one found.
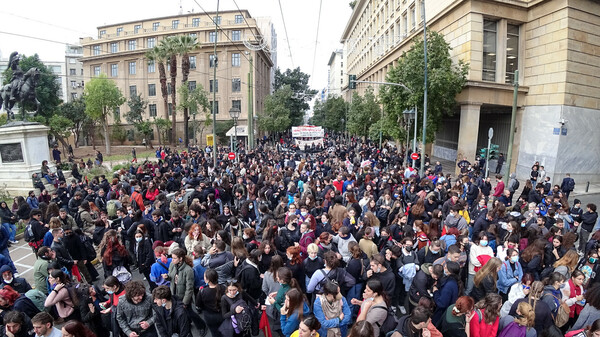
[319,295,342,337]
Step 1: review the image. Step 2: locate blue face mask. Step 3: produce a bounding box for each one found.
[107,290,114,294]
[521,222,526,228]
[511,256,519,263]
[309,255,318,260]
[301,211,308,217]
[161,301,167,307]
[480,240,488,247]
[136,237,142,243]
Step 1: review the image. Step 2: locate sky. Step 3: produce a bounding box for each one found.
[0,0,353,94]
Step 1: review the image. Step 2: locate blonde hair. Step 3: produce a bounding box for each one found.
[554,249,579,273]
[307,243,319,254]
[515,302,535,327]
[474,257,503,288]
[48,217,62,229]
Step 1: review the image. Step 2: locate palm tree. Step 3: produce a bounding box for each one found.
[145,47,167,145]
[159,37,179,145]
[176,35,200,147]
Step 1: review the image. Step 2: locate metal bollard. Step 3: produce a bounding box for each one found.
[586,182,590,193]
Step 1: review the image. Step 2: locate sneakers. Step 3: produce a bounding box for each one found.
[9,240,18,244]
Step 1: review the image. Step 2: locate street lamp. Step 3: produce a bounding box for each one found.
[229,107,241,158]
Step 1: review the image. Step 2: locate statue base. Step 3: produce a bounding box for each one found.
[0,122,52,196]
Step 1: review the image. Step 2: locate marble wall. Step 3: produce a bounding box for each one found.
[516,105,600,185]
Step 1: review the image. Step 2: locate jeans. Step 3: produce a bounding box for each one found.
[465,273,475,295]
[0,251,16,274]
[579,228,591,253]
[2,223,16,241]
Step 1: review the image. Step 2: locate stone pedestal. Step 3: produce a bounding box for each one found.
[455,104,482,175]
[0,122,52,196]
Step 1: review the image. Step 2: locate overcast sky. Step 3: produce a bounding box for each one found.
[0,0,352,93]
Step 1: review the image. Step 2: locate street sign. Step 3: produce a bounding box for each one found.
[228,152,236,160]
[488,127,494,139]
[411,153,419,160]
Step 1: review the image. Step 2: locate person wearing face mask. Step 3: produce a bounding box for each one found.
[466,233,494,296]
[417,240,445,265]
[116,281,156,337]
[408,264,443,313]
[432,261,461,326]
[471,257,503,303]
[577,250,600,286]
[133,230,155,290]
[62,226,93,283]
[540,272,567,318]
[313,281,351,337]
[48,228,74,273]
[497,249,524,302]
[298,222,316,259]
[151,285,191,337]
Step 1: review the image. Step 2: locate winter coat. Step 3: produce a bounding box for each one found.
[135,238,154,274]
[167,262,195,306]
[497,260,523,294]
[152,298,191,337]
[116,294,156,336]
[433,276,459,325]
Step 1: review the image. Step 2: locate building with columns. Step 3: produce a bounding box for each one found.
[340,0,600,183]
[79,10,273,145]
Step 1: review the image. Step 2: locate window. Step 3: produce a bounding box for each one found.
[232,30,241,41]
[148,60,155,73]
[129,85,137,97]
[147,37,156,48]
[209,54,217,67]
[210,80,218,93]
[232,78,241,92]
[129,61,136,75]
[190,56,196,69]
[168,103,173,116]
[70,69,76,75]
[128,40,136,51]
[111,64,118,77]
[71,80,77,88]
[210,101,219,114]
[69,58,76,64]
[134,25,141,34]
[209,31,217,43]
[99,30,106,38]
[232,100,241,110]
[192,18,200,27]
[188,81,196,91]
[506,24,519,84]
[93,45,101,55]
[172,20,179,29]
[116,27,123,36]
[232,53,241,67]
[148,84,156,96]
[110,42,118,53]
[114,107,120,121]
[483,20,497,82]
[168,83,172,95]
[402,12,408,36]
[214,16,221,25]
[149,104,157,117]
[71,93,78,100]
[410,5,416,30]
[189,33,197,39]
[81,70,84,76]
[153,22,160,31]
[93,66,101,77]
[235,15,244,24]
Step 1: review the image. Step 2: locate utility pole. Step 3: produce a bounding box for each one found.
[248,53,254,150]
[211,0,220,167]
[420,0,428,175]
[504,69,519,184]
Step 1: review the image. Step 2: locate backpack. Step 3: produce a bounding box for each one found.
[74,210,84,228]
[112,266,132,284]
[107,200,118,219]
[543,292,570,327]
[371,305,399,337]
[222,297,259,336]
[24,222,35,242]
[498,321,527,337]
[316,268,356,296]
[81,235,97,261]
[24,289,47,312]
[566,178,575,191]
[512,179,520,191]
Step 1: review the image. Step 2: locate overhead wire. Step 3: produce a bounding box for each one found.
[310,0,323,88]
[231,0,261,42]
[277,0,294,68]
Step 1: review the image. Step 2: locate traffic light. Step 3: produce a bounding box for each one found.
[349,74,356,89]
[479,148,488,159]
[489,144,500,159]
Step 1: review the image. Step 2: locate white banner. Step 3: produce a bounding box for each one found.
[292,126,324,138]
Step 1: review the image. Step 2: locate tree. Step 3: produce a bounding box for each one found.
[146,46,169,122]
[157,37,179,145]
[347,87,381,138]
[178,82,210,146]
[258,85,292,133]
[274,68,317,126]
[176,35,200,147]
[57,97,89,147]
[84,74,125,155]
[380,30,469,143]
[124,94,154,148]
[310,95,348,131]
[110,121,127,145]
[154,118,171,144]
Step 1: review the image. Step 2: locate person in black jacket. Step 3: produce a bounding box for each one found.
[134,231,156,290]
[62,226,92,283]
[579,203,599,253]
[234,249,262,302]
[49,228,74,271]
[364,254,395,301]
[407,264,441,313]
[28,209,47,253]
[152,285,192,337]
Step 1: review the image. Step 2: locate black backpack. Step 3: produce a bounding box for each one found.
[24,223,35,242]
[316,268,356,296]
[81,235,96,261]
[223,297,259,336]
[372,305,399,337]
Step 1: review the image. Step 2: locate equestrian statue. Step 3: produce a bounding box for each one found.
[0,51,42,121]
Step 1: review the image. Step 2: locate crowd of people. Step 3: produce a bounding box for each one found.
[1,132,600,337]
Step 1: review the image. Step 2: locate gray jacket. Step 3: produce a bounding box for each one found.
[116,294,156,336]
[168,262,195,306]
[571,303,600,331]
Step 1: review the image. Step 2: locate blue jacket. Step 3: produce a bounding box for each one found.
[27,196,39,209]
[43,231,54,248]
[150,258,172,286]
[313,296,352,337]
[497,260,523,294]
[280,302,310,337]
[193,258,207,289]
[433,276,458,325]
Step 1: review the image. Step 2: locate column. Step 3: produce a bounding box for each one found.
[455,103,482,175]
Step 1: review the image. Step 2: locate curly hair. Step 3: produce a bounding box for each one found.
[286,246,302,265]
[475,293,502,325]
[124,280,146,302]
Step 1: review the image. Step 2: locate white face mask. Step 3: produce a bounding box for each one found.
[4,278,13,284]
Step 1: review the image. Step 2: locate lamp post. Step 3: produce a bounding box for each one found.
[229,107,241,161]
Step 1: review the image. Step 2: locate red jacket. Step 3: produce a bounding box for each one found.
[131,191,145,211]
[333,180,344,193]
[470,308,499,337]
[493,181,505,197]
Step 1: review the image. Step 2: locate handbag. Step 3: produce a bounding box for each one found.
[548,293,570,327]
